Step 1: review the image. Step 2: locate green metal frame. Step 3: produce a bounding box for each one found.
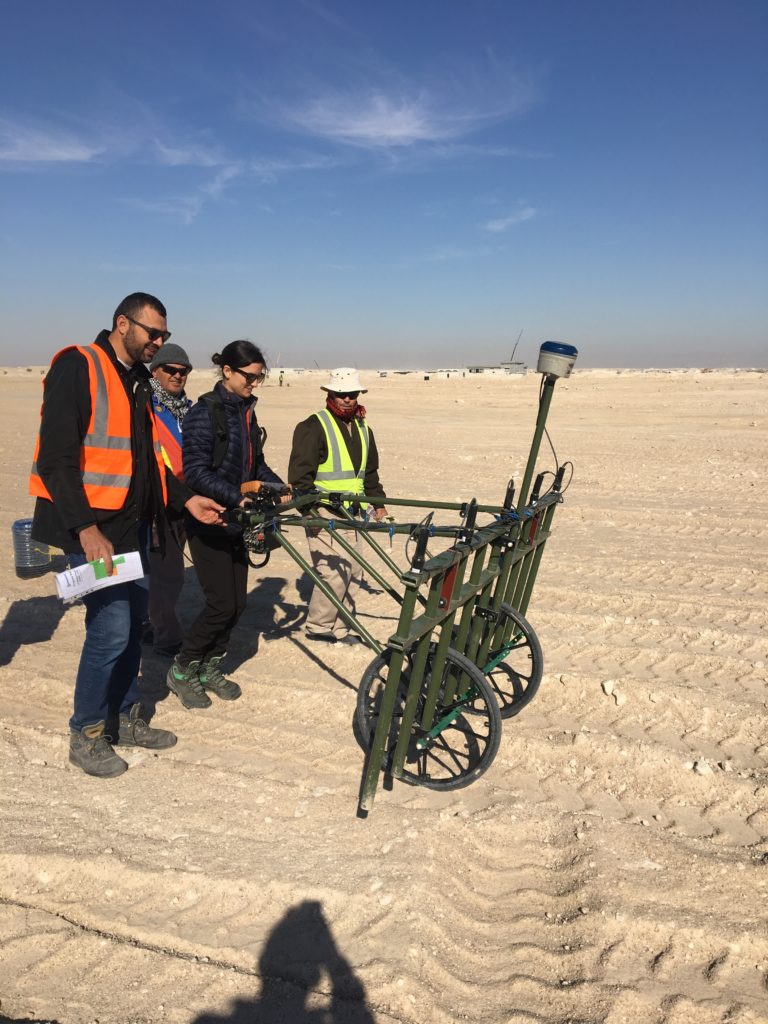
[236,374,568,813]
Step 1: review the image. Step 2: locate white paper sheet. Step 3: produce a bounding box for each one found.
[55,551,145,603]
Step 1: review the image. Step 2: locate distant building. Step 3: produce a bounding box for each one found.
[500,360,527,375]
[467,365,505,377]
[467,362,527,376]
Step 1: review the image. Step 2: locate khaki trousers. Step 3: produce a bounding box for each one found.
[305,512,364,638]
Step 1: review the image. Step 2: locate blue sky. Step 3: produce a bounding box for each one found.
[1,0,766,368]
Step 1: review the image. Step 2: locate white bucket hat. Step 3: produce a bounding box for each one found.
[321,367,367,394]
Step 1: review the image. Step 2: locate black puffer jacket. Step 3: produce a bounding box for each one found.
[182,382,284,534]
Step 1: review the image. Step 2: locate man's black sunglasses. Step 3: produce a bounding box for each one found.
[157,364,189,378]
[333,390,360,400]
[234,367,267,385]
[123,314,172,344]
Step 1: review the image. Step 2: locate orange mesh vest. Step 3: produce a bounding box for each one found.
[29,344,168,509]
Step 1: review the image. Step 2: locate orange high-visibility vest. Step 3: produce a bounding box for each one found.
[29,344,168,509]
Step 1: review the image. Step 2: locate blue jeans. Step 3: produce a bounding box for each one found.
[69,527,150,732]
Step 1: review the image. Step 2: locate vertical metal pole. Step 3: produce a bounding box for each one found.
[518,502,559,617]
[391,578,443,777]
[517,376,556,515]
[359,585,419,813]
[452,546,487,659]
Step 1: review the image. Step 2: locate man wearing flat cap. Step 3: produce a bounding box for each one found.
[146,343,194,656]
[289,368,387,644]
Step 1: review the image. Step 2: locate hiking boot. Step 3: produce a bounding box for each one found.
[199,656,242,701]
[69,723,128,778]
[167,658,212,710]
[305,631,338,644]
[118,703,177,749]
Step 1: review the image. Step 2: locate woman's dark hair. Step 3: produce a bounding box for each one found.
[212,339,267,372]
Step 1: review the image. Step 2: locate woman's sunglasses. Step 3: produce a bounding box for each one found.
[233,367,267,385]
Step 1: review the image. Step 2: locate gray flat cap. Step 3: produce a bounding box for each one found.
[148,343,193,371]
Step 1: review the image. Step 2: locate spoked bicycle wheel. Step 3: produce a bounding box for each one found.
[355,646,502,791]
[476,603,543,719]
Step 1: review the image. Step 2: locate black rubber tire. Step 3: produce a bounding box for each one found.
[476,603,543,719]
[355,646,502,791]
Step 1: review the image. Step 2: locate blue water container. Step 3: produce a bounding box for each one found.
[12,519,51,578]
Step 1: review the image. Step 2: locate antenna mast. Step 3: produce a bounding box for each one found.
[510,329,523,362]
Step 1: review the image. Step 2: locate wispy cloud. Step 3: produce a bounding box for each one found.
[152,139,227,167]
[286,92,447,147]
[277,67,536,151]
[297,0,352,33]
[201,164,244,198]
[249,153,340,182]
[0,118,103,164]
[122,151,335,224]
[122,195,204,227]
[122,163,243,225]
[483,206,537,233]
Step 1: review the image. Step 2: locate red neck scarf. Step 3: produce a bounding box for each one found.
[326,395,367,422]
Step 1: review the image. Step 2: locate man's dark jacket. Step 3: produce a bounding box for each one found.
[288,410,386,498]
[32,332,192,555]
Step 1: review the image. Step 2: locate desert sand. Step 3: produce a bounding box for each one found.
[0,366,766,1024]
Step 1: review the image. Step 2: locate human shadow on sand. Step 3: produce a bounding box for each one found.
[192,900,375,1024]
[0,593,70,668]
[138,572,313,710]
[0,1017,60,1023]
[139,566,379,710]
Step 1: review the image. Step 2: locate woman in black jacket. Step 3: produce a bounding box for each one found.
[167,340,287,710]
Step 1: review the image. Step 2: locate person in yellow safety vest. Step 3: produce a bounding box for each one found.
[288,368,388,644]
[29,293,225,779]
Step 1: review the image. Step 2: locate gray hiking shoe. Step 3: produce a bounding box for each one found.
[69,723,128,778]
[167,658,212,710]
[118,703,177,749]
[199,656,242,701]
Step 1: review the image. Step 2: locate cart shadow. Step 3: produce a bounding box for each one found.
[192,900,375,1024]
[236,575,359,693]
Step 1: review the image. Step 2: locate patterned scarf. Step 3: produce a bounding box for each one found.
[149,377,190,424]
[326,394,367,422]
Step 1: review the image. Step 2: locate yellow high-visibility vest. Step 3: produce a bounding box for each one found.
[313,410,369,508]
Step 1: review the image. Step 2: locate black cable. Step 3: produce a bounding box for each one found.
[536,375,574,498]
